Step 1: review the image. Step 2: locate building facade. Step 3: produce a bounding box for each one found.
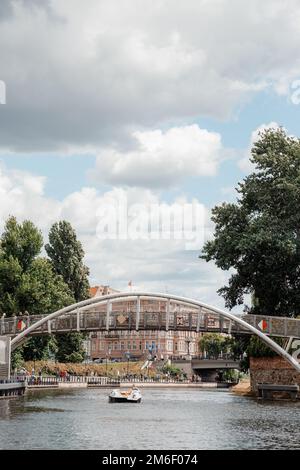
[88,286,202,361]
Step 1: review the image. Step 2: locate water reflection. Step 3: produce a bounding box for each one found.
[0,388,299,449]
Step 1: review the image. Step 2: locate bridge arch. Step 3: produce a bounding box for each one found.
[10,291,300,373]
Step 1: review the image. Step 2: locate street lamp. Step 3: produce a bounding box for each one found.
[146,345,154,379]
[106,348,111,377]
[125,351,131,376]
[186,337,193,359]
[33,347,37,373]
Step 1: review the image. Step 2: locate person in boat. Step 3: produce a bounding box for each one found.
[131,384,139,392]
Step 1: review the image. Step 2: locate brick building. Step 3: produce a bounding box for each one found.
[88,286,201,361]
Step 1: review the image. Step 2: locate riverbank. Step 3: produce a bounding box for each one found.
[231,378,253,396]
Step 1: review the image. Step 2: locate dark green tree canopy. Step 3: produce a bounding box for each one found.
[45,220,90,363]
[201,128,300,317]
[17,258,75,315]
[55,332,86,363]
[0,217,86,364]
[0,217,74,316]
[45,221,90,302]
[1,216,43,271]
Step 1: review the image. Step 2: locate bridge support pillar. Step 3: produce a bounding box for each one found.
[0,336,11,380]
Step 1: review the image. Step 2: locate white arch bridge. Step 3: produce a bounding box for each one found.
[1,291,300,374]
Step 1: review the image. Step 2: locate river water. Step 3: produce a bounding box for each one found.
[0,388,299,450]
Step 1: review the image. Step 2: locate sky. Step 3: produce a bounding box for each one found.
[1,0,300,310]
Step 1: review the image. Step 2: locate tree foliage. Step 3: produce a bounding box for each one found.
[22,335,58,362]
[198,333,237,359]
[45,220,90,363]
[162,364,183,378]
[201,128,300,317]
[0,217,74,316]
[55,332,86,363]
[45,221,90,302]
[247,335,285,358]
[0,216,88,364]
[1,216,43,271]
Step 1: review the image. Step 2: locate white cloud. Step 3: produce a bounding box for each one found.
[0,163,237,308]
[238,121,281,173]
[90,125,222,188]
[0,163,59,229]
[1,0,300,152]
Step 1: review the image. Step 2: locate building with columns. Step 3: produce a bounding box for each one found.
[88,286,202,361]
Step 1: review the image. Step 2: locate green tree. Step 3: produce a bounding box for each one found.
[1,216,43,272]
[45,221,90,302]
[18,258,74,315]
[14,258,75,363]
[22,335,58,362]
[0,255,23,315]
[199,333,228,359]
[162,364,182,378]
[0,216,43,315]
[0,217,76,363]
[55,332,86,363]
[45,221,90,363]
[247,335,285,358]
[201,128,300,317]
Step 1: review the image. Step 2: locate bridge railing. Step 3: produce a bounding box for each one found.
[191,354,243,361]
[1,311,247,335]
[2,310,300,340]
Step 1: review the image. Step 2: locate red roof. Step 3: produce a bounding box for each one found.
[89,286,99,297]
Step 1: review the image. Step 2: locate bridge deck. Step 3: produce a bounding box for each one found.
[1,310,300,339]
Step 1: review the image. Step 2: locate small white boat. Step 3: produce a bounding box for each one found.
[108,386,142,403]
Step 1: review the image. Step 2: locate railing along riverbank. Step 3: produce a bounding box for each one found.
[8,375,236,390]
[11,375,117,388]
